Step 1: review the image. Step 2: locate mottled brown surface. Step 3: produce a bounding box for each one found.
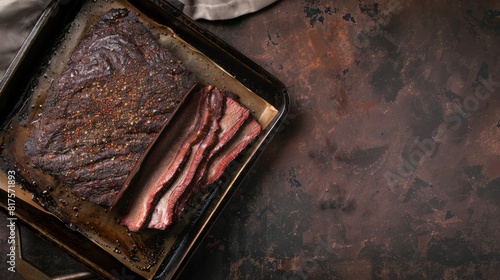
[1,0,499,279]
[179,0,500,279]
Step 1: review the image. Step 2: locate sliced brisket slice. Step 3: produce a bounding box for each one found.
[174,93,250,219]
[121,86,261,232]
[148,88,225,230]
[201,118,262,188]
[120,87,213,232]
[23,8,197,206]
[208,93,251,155]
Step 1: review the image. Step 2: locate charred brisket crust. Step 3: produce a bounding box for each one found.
[24,8,197,206]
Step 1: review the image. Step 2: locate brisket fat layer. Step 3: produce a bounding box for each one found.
[23,9,197,207]
[121,86,261,231]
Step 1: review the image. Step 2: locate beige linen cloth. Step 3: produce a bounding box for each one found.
[0,0,277,78]
[179,0,277,20]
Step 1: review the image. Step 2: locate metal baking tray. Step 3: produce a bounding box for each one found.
[0,0,289,279]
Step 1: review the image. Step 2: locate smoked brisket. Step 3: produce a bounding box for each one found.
[120,87,214,232]
[24,9,197,206]
[121,86,261,231]
[20,8,262,228]
[147,88,224,230]
[201,118,262,188]
[174,94,250,219]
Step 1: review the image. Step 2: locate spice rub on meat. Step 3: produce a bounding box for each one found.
[24,8,197,207]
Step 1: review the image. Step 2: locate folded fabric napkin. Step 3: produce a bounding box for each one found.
[179,0,278,20]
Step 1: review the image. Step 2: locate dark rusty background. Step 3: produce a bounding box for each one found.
[181,0,500,278]
[2,0,500,279]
